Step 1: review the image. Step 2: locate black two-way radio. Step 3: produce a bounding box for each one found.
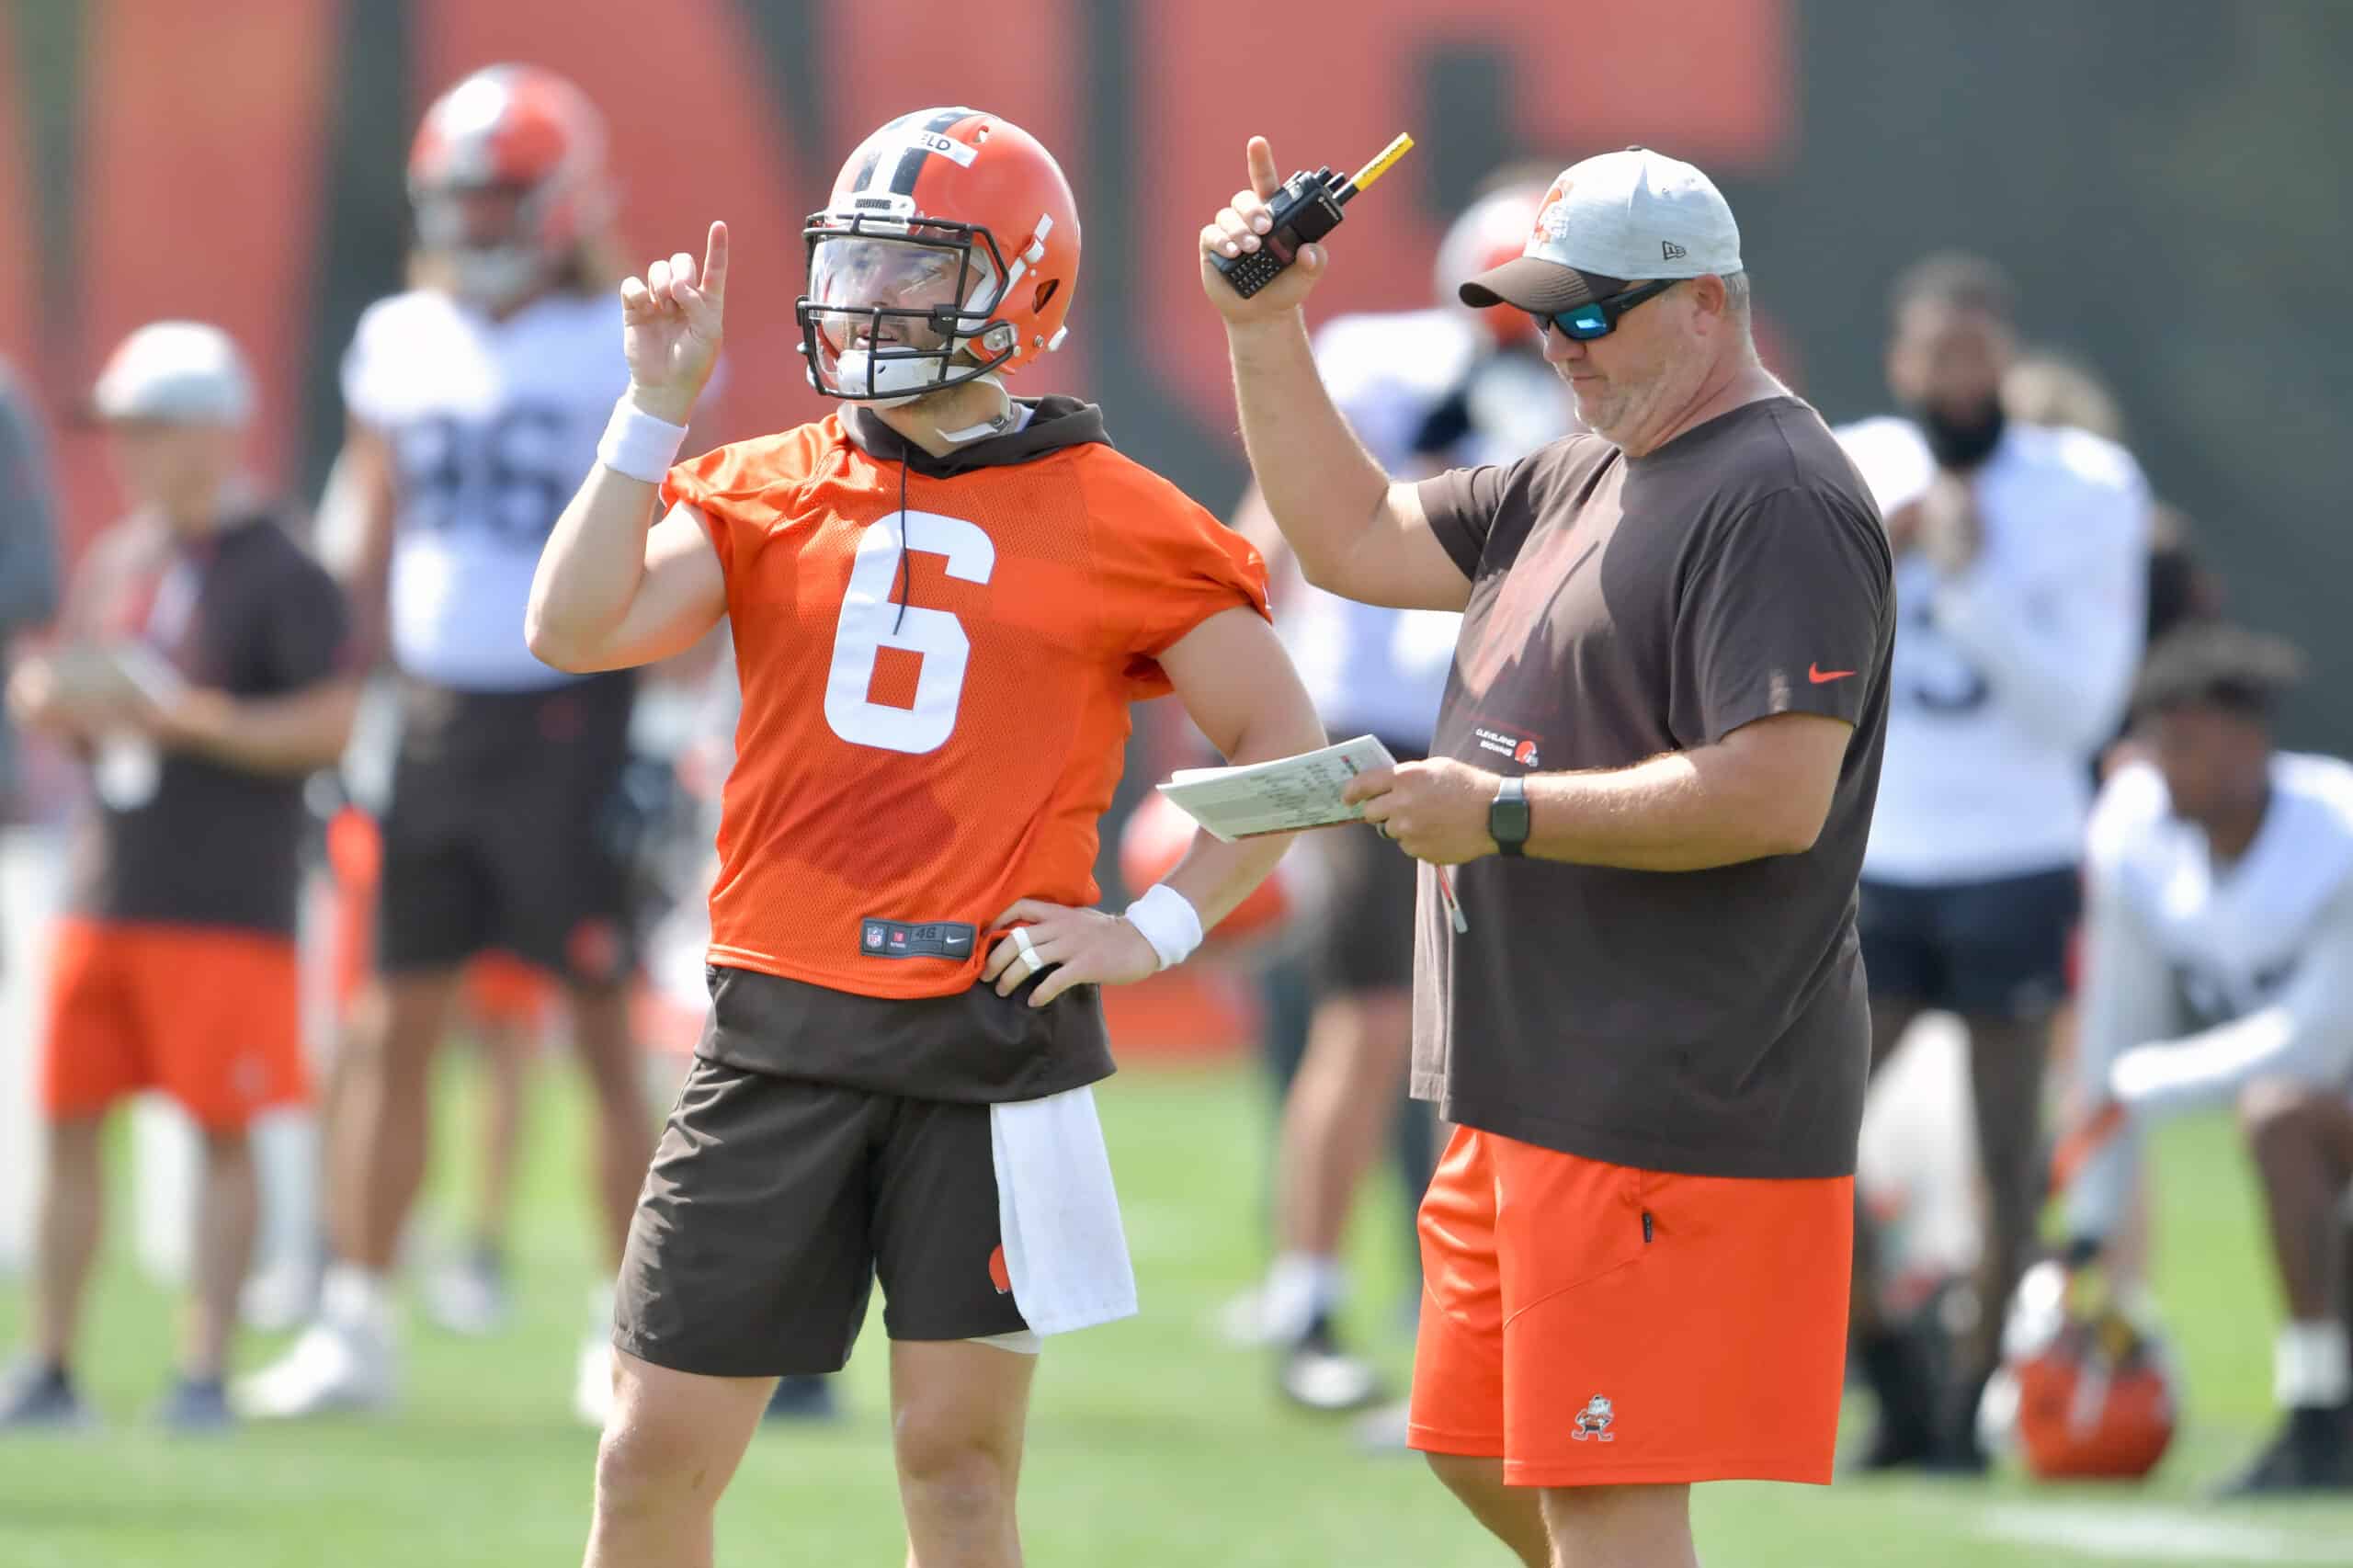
[1212,133,1415,298]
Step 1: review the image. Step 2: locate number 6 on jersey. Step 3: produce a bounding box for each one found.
[824,510,995,754]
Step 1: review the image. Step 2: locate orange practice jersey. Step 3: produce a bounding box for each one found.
[663,410,1267,999]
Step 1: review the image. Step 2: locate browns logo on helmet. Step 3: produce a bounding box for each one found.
[1437,176,1554,347]
[1979,1259,2178,1481]
[798,108,1080,405]
[408,64,612,310]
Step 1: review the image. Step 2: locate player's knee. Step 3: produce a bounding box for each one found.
[592,1407,708,1520]
[893,1413,1017,1515]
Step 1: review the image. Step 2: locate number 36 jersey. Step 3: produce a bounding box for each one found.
[342,289,629,691]
[661,398,1267,1000]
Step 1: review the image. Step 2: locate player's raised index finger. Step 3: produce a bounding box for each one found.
[1245,137,1280,200]
[701,221,730,303]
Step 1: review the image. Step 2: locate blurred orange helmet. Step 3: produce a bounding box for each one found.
[408,64,611,307]
[1437,179,1552,346]
[1119,790,1300,960]
[1981,1260,2178,1481]
[800,108,1080,404]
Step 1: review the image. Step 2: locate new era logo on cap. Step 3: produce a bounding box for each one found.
[1662,241,1688,261]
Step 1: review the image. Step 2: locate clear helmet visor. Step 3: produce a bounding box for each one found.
[806,233,998,401]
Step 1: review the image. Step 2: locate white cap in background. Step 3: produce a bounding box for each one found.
[1459,147,1744,314]
[92,321,255,426]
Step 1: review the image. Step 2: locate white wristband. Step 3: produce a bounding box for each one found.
[597,397,688,484]
[1122,883,1204,971]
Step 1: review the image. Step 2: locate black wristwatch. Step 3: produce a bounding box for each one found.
[1489,775,1530,858]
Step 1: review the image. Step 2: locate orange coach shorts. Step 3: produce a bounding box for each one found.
[40,918,309,1131]
[1409,1125,1854,1488]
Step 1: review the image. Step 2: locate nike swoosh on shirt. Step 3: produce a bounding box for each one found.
[1808,664,1857,684]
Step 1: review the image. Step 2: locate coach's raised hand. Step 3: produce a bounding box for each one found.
[621,220,728,425]
[1198,137,1327,322]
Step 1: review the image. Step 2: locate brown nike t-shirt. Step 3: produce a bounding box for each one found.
[1413,396,1893,1180]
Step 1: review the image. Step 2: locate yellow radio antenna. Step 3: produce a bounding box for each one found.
[1347,133,1415,195]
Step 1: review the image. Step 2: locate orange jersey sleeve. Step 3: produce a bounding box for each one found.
[1069,449,1271,699]
[670,420,1267,1001]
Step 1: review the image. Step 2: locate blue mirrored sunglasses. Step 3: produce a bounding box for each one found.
[1530,278,1678,341]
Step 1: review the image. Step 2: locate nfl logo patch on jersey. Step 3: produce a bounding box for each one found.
[864,924,887,950]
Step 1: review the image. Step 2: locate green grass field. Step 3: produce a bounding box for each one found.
[4,1059,2351,1567]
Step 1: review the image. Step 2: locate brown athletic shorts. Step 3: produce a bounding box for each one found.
[614,1053,1030,1378]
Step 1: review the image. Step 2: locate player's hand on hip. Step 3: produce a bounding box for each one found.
[1198,136,1326,324]
[984,898,1162,1008]
[621,220,729,426]
[1343,758,1502,866]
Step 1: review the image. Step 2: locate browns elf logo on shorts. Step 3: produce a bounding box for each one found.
[1571,1393,1617,1442]
[988,1244,1011,1295]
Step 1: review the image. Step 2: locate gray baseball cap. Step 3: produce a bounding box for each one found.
[92,321,254,426]
[1459,147,1744,314]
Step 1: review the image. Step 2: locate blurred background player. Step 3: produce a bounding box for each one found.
[315,793,554,1337]
[2063,624,2353,1494]
[1216,172,1574,1416]
[1836,252,2151,1469]
[0,358,61,840]
[0,323,355,1431]
[238,65,656,1427]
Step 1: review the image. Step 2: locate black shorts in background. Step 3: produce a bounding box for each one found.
[614,1054,1029,1378]
[1312,820,1422,997]
[377,672,636,985]
[1857,865,2081,1020]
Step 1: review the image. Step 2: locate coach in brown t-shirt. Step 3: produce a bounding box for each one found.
[1201,143,1893,1566]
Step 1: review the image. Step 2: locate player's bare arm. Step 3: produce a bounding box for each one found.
[1347,712,1853,871]
[132,674,363,776]
[315,417,397,669]
[983,605,1325,1007]
[1200,137,1468,614]
[526,222,731,674]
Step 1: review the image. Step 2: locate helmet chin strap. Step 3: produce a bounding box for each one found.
[929,374,1016,445]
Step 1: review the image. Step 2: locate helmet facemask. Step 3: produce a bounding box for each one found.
[798,205,1020,407]
[415,181,555,311]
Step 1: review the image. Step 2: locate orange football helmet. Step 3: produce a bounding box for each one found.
[800,108,1080,404]
[1980,1259,2178,1481]
[408,64,611,308]
[1436,180,1552,346]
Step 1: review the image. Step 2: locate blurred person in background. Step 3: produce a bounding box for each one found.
[530,108,1323,1568]
[2004,348,2224,658]
[237,64,657,1429]
[1836,254,2151,1470]
[0,360,62,837]
[2062,624,2353,1494]
[1219,171,1574,1419]
[0,323,356,1433]
[315,793,554,1339]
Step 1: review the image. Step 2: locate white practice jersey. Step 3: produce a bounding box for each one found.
[2067,755,2353,1238]
[1280,310,1574,747]
[342,289,629,691]
[1837,416,2149,884]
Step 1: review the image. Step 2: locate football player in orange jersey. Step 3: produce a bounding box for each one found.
[527,109,1324,1567]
